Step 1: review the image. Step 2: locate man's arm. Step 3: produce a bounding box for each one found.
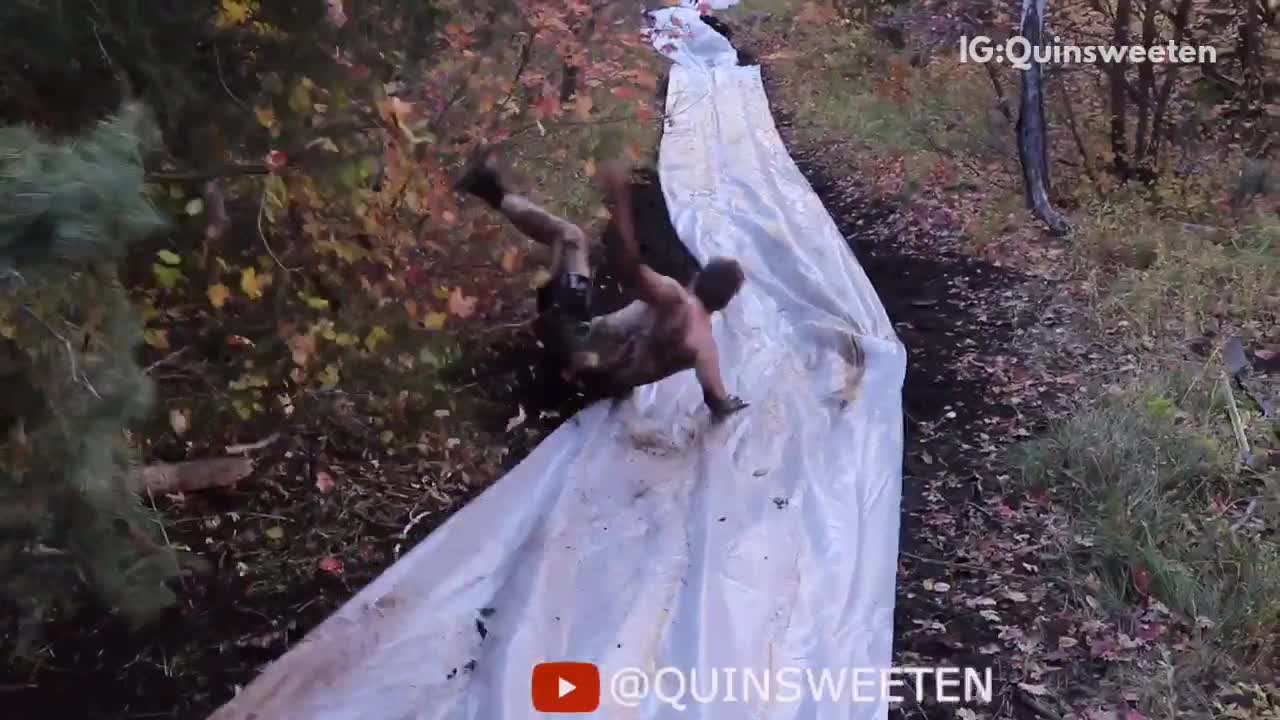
[694,343,748,420]
[597,160,684,306]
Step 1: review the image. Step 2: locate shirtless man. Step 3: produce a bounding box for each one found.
[454,149,749,420]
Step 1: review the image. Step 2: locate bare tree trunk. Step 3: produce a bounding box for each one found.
[1017,0,1072,236]
[1058,80,1102,194]
[1109,0,1132,179]
[1149,0,1194,168]
[1133,0,1159,180]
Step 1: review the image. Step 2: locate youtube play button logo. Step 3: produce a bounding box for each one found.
[531,662,600,713]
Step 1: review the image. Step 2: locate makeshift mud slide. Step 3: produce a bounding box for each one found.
[206,8,907,720]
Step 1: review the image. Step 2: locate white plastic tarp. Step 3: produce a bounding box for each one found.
[208,10,905,720]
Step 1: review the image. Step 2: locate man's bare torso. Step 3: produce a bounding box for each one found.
[583,279,709,389]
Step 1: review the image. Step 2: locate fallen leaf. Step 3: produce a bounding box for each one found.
[364,325,391,352]
[326,0,347,27]
[225,334,255,349]
[255,105,276,128]
[288,332,316,366]
[184,198,205,216]
[157,249,182,266]
[1018,683,1049,696]
[1132,564,1152,596]
[318,556,344,575]
[448,287,477,318]
[241,267,263,299]
[1003,589,1029,602]
[265,526,285,541]
[144,328,170,350]
[169,408,190,436]
[315,471,336,493]
[423,312,447,330]
[506,405,527,432]
[208,283,232,308]
[500,247,521,273]
[1058,636,1079,648]
[266,150,288,172]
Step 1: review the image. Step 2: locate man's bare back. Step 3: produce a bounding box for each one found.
[456,151,748,419]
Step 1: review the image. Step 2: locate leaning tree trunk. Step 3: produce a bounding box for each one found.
[1015,0,1072,236]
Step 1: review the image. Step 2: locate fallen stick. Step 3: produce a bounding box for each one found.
[225,432,282,455]
[1220,372,1251,465]
[136,457,254,494]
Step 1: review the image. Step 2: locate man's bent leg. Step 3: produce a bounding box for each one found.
[498,195,591,278]
[455,149,591,277]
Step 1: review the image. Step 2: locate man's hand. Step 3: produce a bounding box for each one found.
[708,394,749,421]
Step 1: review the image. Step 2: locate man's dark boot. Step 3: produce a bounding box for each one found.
[454,146,506,209]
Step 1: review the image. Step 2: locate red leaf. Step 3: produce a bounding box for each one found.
[1132,564,1151,596]
[266,150,288,173]
[315,471,336,494]
[318,556,344,575]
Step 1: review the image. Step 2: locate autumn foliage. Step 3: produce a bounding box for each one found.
[0,0,664,628]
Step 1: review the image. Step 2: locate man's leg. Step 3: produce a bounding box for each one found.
[455,150,589,278]
[456,149,596,372]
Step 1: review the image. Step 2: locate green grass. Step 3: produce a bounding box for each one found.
[1072,199,1280,339]
[1013,367,1280,712]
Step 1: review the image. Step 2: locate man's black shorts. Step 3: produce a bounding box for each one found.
[535,272,593,360]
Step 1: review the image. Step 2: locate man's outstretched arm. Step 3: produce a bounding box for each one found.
[694,343,748,420]
[597,160,684,306]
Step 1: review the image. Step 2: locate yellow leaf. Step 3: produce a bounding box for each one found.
[318,363,341,389]
[254,105,276,129]
[288,80,312,114]
[303,294,330,310]
[334,332,357,347]
[423,312,447,330]
[379,430,395,444]
[218,0,253,25]
[240,267,264,299]
[207,283,232,308]
[144,328,170,350]
[365,325,391,352]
